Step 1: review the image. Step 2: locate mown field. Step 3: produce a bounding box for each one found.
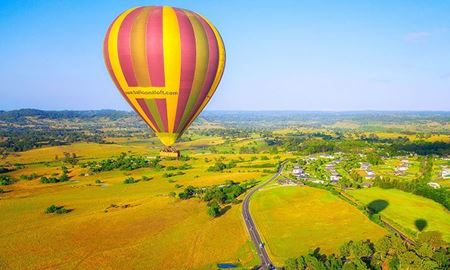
[347,187,450,242]
[0,138,291,269]
[250,185,387,265]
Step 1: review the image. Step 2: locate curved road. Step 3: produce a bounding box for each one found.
[242,161,286,270]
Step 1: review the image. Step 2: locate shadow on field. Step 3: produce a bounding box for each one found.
[415,219,428,231]
[218,205,232,217]
[367,199,389,214]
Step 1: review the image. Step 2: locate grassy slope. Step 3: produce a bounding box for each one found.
[0,141,277,269]
[250,185,387,265]
[348,187,450,242]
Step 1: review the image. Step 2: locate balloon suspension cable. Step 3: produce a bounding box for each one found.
[162,146,177,152]
[160,146,180,159]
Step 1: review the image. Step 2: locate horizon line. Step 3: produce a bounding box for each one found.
[1,108,450,113]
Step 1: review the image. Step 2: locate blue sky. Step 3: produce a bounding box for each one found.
[0,0,449,111]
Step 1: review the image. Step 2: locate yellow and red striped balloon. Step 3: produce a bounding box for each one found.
[103,6,225,146]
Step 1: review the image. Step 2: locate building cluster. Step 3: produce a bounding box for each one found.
[394,159,409,175]
[360,162,375,180]
[292,165,308,179]
[325,160,341,184]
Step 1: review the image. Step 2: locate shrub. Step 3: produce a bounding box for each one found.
[46,205,59,213]
[163,171,185,178]
[20,173,39,180]
[40,173,69,184]
[123,177,136,184]
[179,155,190,161]
[95,179,102,184]
[45,204,69,214]
[0,175,14,186]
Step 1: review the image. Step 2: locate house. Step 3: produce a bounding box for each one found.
[330,175,340,183]
[395,159,409,175]
[427,182,441,189]
[441,166,450,179]
[292,165,307,178]
[325,164,334,170]
[360,162,370,170]
[292,165,303,175]
[366,170,375,179]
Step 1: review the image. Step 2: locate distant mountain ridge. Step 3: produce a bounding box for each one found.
[0,109,134,121]
[0,108,449,123]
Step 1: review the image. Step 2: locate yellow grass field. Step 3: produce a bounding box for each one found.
[250,185,387,265]
[0,142,274,269]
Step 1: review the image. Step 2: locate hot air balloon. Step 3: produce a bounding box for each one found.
[103,6,225,157]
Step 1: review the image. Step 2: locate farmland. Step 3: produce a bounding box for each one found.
[0,110,449,269]
[0,139,284,269]
[250,185,387,265]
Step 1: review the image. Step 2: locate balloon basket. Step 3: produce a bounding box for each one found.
[160,147,180,159]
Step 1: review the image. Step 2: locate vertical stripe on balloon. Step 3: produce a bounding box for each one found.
[137,98,161,132]
[173,8,196,132]
[147,7,165,87]
[130,7,152,86]
[117,7,142,87]
[145,99,166,131]
[162,6,181,133]
[155,98,169,132]
[176,11,209,133]
[103,26,121,90]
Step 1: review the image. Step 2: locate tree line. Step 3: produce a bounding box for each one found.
[81,153,163,172]
[285,232,449,270]
[177,180,258,217]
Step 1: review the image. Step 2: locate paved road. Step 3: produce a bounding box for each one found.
[242,161,286,270]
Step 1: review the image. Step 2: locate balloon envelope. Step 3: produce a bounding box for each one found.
[103,6,225,146]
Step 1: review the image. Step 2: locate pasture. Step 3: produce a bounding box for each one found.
[0,141,281,269]
[250,185,387,265]
[347,187,450,242]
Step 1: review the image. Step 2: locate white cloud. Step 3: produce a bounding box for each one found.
[404,32,431,42]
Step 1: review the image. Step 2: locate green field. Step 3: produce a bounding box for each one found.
[348,187,450,242]
[250,185,387,265]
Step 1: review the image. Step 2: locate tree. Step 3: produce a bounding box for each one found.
[349,240,373,259]
[284,258,298,270]
[417,231,446,251]
[0,175,14,186]
[325,254,343,270]
[342,258,368,270]
[207,201,221,217]
[61,166,69,174]
[123,177,136,184]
